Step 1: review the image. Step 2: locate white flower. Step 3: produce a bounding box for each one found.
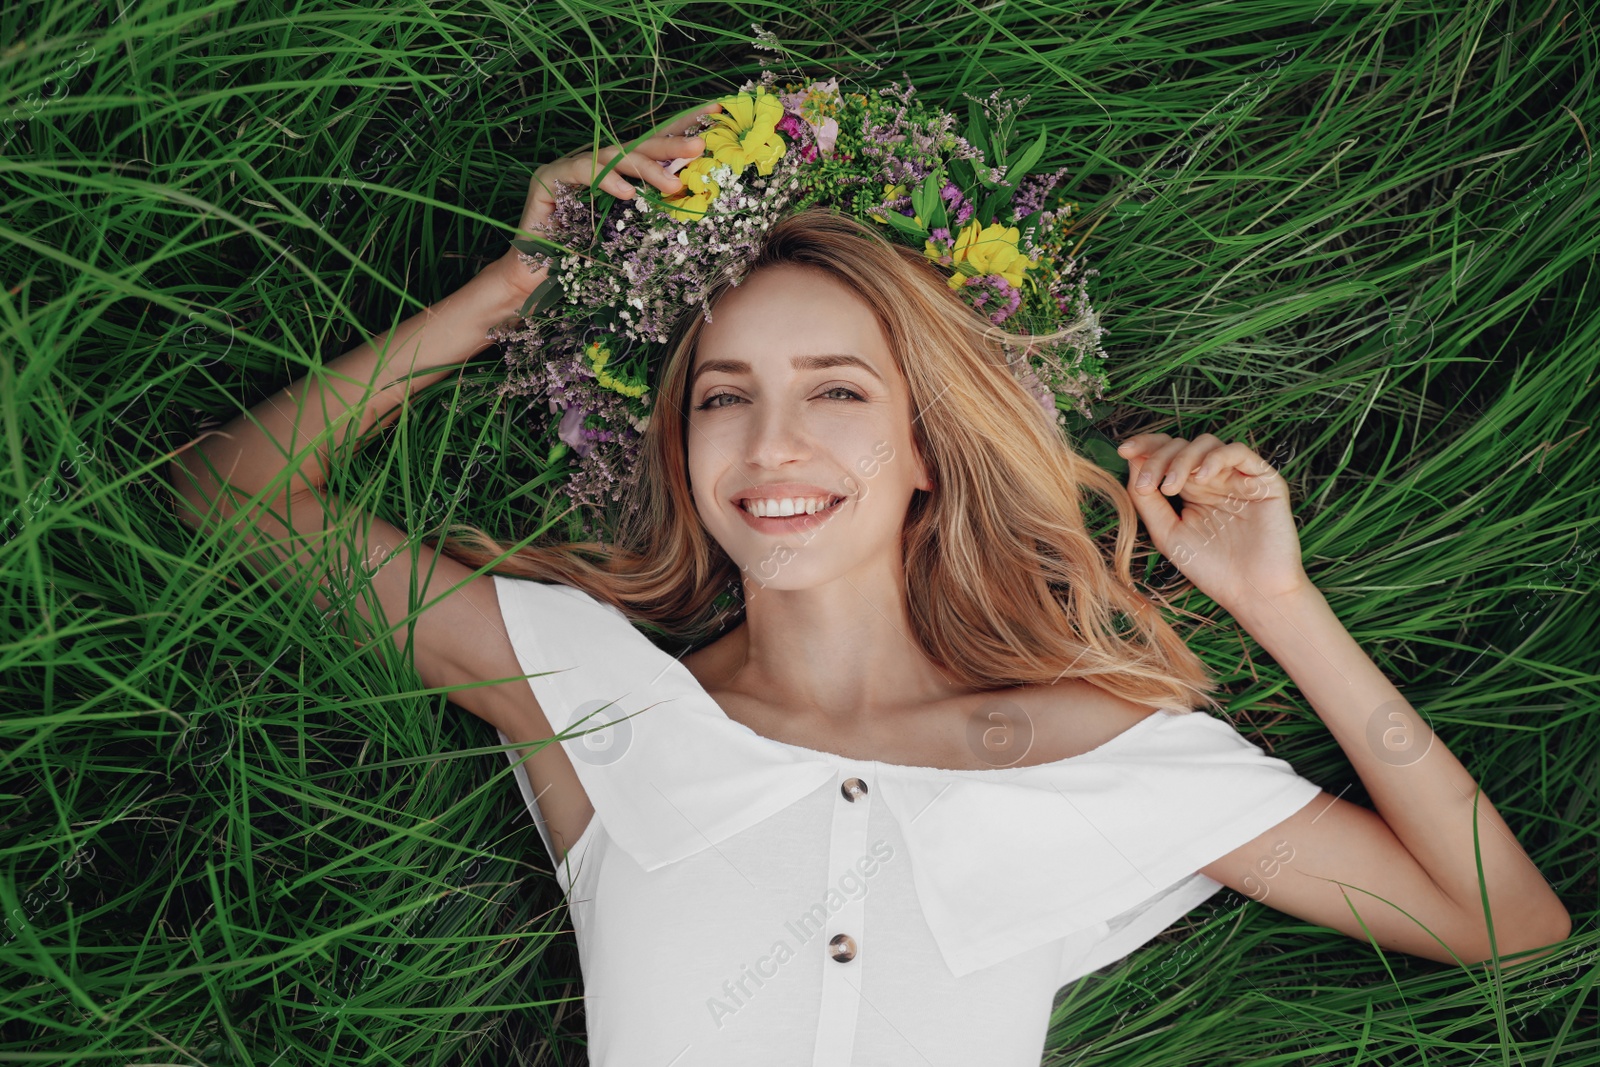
[678,230,689,246]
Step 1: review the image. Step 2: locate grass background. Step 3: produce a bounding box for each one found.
[2,0,1597,1063]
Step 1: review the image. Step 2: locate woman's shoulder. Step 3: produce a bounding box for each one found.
[1006,678,1172,764]
[492,573,634,626]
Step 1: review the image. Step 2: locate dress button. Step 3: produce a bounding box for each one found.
[828,933,858,963]
[840,777,868,802]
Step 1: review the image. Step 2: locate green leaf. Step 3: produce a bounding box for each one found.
[964,98,991,160]
[948,157,977,191]
[911,172,943,225]
[1082,432,1129,478]
[518,275,562,319]
[510,235,565,257]
[924,173,950,232]
[881,210,928,243]
[980,186,1012,226]
[1005,126,1050,187]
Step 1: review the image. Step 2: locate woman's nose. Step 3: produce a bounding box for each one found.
[744,403,813,466]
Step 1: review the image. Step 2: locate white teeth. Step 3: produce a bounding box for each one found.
[741,496,840,518]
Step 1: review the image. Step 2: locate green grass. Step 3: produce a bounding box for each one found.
[2,0,1596,1063]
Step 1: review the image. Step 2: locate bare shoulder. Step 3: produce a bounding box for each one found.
[1004,678,1165,763]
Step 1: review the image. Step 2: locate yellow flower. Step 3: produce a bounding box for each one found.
[869,182,907,224]
[704,87,787,176]
[943,220,1032,289]
[660,156,722,223]
[587,341,649,399]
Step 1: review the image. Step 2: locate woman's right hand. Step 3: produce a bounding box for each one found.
[491,100,724,300]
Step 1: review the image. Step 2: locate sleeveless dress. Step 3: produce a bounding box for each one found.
[488,575,1325,1065]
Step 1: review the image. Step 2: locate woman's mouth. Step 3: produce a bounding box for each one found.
[735,495,845,532]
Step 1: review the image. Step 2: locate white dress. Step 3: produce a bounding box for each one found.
[489,575,1325,1065]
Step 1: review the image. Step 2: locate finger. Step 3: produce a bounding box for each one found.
[548,150,657,199]
[1124,455,1181,544]
[544,151,630,198]
[1116,432,1169,459]
[1193,441,1244,483]
[1196,442,1278,483]
[1156,433,1223,496]
[663,100,724,137]
[640,132,706,159]
[605,147,697,195]
[630,103,721,143]
[1130,437,1190,494]
[599,132,706,162]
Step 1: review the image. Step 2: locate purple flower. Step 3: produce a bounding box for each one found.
[558,403,593,457]
[1014,361,1058,423]
[1011,165,1071,223]
[938,181,976,228]
[964,273,1022,325]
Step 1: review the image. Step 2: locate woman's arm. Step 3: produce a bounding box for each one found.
[1120,433,1572,967]
[1208,582,1570,963]
[166,250,534,518]
[165,103,717,535]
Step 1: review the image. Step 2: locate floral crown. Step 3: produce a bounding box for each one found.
[489,68,1112,525]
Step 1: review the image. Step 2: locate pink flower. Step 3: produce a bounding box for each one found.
[815,116,839,154]
[778,78,843,158]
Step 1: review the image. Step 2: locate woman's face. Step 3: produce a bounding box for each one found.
[685,263,933,593]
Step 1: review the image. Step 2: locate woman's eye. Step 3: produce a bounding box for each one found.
[696,392,741,410]
[695,387,865,410]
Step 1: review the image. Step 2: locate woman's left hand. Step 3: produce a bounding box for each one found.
[1118,432,1312,611]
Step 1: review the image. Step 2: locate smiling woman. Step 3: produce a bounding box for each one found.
[159,67,1573,1067]
[406,207,1563,1061]
[163,170,1574,1060]
[443,207,1216,714]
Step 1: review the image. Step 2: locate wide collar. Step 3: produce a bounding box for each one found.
[495,576,1322,979]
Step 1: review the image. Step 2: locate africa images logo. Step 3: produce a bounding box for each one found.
[706,838,895,1028]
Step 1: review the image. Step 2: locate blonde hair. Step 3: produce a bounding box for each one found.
[437,206,1218,712]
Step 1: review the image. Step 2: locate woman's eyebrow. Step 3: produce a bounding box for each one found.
[689,353,884,388]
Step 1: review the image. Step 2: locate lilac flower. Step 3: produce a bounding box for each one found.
[1014,361,1059,424]
[939,181,975,227]
[964,273,1023,326]
[1011,165,1071,223]
[557,403,593,457]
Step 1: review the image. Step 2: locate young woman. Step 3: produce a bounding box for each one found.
[165,99,1571,1064]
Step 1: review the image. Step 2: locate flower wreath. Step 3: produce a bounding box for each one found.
[488,69,1113,523]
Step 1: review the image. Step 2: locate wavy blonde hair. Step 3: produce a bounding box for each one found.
[438,206,1219,713]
